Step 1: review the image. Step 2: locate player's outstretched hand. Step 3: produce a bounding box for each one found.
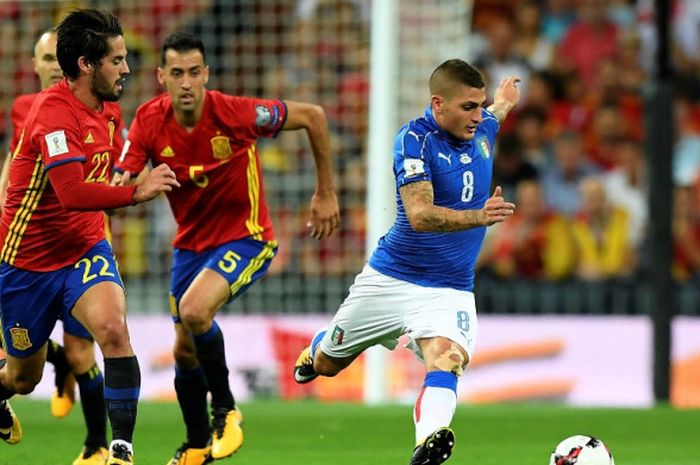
[481,186,515,226]
[493,76,521,108]
[133,163,180,203]
[307,190,340,239]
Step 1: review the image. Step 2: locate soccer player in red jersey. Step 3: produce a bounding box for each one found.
[0,29,113,465]
[115,31,340,465]
[0,9,179,465]
[0,30,64,205]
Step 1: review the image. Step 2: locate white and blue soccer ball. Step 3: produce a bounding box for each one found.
[548,435,615,465]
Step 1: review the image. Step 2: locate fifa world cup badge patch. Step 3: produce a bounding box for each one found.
[45,130,69,157]
[10,327,32,351]
[211,135,233,160]
[476,137,491,158]
[255,105,272,126]
[331,325,345,345]
[403,158,425,178]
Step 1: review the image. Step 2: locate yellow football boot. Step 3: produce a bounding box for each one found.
[293,346,318,384]
[73,445,109,465]
[0,400,22,445]
[51,372,76,418]
[166,443,212,465]
[210,407,243,459]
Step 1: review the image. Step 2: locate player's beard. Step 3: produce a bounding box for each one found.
[92,68,123,102]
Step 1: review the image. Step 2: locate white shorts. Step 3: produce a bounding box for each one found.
[319,265,478,361]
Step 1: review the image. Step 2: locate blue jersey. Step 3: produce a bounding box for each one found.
[369,106,499,291]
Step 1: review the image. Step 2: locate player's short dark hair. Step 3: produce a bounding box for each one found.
[161,32,206,66]
[56,9,123,79]
[429,59,484,99]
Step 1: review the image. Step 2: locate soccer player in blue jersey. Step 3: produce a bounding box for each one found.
[294,59,520,465]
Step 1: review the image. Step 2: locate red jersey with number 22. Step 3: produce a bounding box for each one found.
[0,81,124,271]
[118,90,286,252]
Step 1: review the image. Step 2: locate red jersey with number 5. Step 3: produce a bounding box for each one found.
[117,90,286,252]
[0,80,124,271]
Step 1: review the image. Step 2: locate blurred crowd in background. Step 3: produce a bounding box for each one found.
[471,0,700,286]
[1,0,700,314]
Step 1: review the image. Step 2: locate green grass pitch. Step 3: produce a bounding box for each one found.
[1,398,697,465]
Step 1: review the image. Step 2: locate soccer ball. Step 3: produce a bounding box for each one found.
[548,435,615,465]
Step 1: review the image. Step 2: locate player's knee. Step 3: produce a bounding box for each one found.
[92,320,131,356]
[10,371,41,395]
[431,340,468,377]
[178,302,211,334]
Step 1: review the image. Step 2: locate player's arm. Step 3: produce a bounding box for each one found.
[48,161,179,210]
[486,76,521,122]
[283,100,340,239]
[400,182,514,232]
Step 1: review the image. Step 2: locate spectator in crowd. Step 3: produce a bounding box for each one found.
[607,0,637,28]
[672,186,700,282]
[474,15,532,99]
[673,92,700,189]
[490,132,539,202]
[540,0,576,44]
[615,28,647,94]
[520,70,558,119]
[555,0,619,86]
[583,103,629,169]
[549,70,593,136]
[603,138,647,248]
[513,0,554,71]
[571,176,636,281]
[541,130,599,217]
[485,180,575,280]
[514,106,552,171]
[672,0,700,76]
[589,57,643,142]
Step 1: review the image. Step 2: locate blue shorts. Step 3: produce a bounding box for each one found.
[169,238,277,322]
[0,240,123,357]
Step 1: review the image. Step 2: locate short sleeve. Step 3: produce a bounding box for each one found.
[218,94,287,139]
[394,125,432,188]
[479,108,500,149]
